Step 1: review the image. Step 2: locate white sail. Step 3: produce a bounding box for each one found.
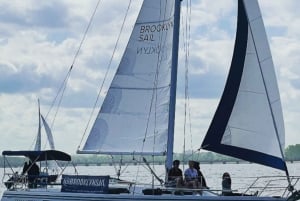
[81,0,176,155]
[34,116,42,151]
[41,114,55,150]
[222,0,285,156]
[34,99,55,151]
[202,0,286,171]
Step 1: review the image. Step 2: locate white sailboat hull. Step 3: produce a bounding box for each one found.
[1,190,287,201]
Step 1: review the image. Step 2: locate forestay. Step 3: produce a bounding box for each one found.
[201,0,287,171]
[81,0,176,155]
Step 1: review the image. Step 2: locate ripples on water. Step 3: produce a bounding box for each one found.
[1,163,299,196]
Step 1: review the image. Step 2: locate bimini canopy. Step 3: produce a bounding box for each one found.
[2,150,71,162]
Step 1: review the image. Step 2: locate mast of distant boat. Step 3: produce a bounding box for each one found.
[34,99,42,151]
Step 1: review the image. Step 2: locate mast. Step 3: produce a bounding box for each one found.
[34,99,41,151]
[166,0,181,172]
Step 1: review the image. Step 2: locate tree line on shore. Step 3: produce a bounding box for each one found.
[1,144,300,167]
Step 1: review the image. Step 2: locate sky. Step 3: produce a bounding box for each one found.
[0,0,300,155]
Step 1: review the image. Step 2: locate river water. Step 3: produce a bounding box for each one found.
[1,163,299,197]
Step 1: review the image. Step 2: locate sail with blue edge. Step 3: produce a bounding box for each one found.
[201,0,287,172]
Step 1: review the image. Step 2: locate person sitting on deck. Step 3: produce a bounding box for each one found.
[22,161,30,175]
[167,160,183,187]
[27,161,40,188]
[222,172,232,196]
[184,160,198,189]
[193,161,208,189]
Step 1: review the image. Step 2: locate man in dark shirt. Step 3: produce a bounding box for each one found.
[27,161,40,188]
[167,160,183,187]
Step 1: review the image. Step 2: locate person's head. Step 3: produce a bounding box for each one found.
[193,161,200,170]
[173,160,180,167]
[222,172,230,180]
[188,160,194,168]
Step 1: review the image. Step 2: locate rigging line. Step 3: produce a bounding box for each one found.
[134,0,169,193]
[187,0,193,155]
[46,0,102,126]
[149,0,169,171]
[182,0,193,162]
[49,72,70,130]
[110,155,118,175]
[182,0,191,162]
[117,155,123,179]
[186,0,193,154]
[181,2,187,165]
[134,0,162,189]
[185,0,190,154]
[77,0,133,149]
[120,161,130,175]
[44,69,71,122]
[110,155,124,179]
[153,0,170,154]
[71,0,102,69]
[138,0,167,161]
[152,0,169,158]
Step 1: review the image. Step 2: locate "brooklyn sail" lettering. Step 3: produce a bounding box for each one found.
[138,20,173,42]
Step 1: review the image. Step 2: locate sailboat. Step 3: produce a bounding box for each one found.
[1,0,300,201]
[34,99,61,179]
[1,102,66,190]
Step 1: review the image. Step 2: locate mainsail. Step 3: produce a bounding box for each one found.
[201,0,286,172]
[41,114,55,150]
[81,0,179,156]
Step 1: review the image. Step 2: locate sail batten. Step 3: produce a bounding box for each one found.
[201,0,286,171]
[109,86,170,90]
[135,17,174,25]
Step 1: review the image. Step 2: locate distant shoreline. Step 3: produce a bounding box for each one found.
[0,157,300,168]
[1,144,300,168]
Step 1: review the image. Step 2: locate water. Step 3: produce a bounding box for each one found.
[1,163,299,197]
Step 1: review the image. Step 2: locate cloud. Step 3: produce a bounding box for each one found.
[174,98,219,152]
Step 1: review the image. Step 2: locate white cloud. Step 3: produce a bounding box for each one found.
[174,98,219,153]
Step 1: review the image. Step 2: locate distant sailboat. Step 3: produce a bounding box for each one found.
[1,0,300,201]
[34,99,55,151]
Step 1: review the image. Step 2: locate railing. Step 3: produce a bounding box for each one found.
[3,172,27,190]
[2,171,62,190]
[243,176,300,197]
